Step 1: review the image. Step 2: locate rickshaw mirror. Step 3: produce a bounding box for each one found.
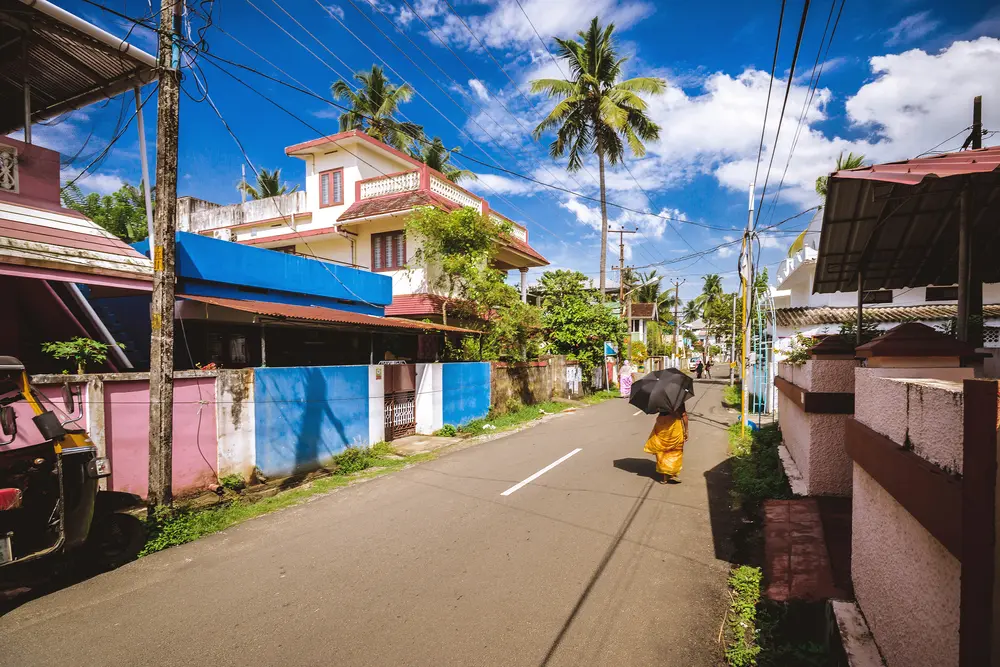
[61,383,76,412]
[0,406,16,437]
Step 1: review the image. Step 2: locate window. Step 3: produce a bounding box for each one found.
[925,286,958,301]
[319,168,344,207]
[372,231,406,271]
[862,290,893,304]
[631,319,641,333]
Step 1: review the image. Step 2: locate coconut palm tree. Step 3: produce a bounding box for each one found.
[530,17,666,297]
[815,151,866,199]
[412,137,475,184]
[331,65,423,152]
[237,168,299,200]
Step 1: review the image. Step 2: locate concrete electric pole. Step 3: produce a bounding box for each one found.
[670,278,683,368]
[148,0,182,508]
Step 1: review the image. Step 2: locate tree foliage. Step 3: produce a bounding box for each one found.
[332,65,423,152]
[537,270,626,373]
[411,137,475,184]
[61,182,149,242]
[40,337,122,374]
[237,167,299,200]
[815,151,866,199]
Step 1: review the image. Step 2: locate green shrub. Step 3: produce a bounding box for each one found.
[728,423,791,505]
[783,332,819,366]
[333,447,374,474]
[722,383,741,407]
[219,473,246,493]
[370,441,396,457]
[726,566,762,666]
[434,424,458,437]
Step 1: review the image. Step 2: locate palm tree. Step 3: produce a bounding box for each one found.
[237,168,299,200]
[683,300,701,323]
[530,17,666,297]
[635,270,661,303]
[412,137,475,184]
[815,151,866,199]
[331,65,423,152]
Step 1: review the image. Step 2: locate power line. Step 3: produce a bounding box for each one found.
[753,0,812,229]
[751,0,787,199]
[763,0,845,226]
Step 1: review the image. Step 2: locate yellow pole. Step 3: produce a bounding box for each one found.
[739,232,749,435]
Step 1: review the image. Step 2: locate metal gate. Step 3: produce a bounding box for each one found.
[383,363,416,440]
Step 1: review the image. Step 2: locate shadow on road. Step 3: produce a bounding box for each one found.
[704,458,745,565]
[612,457,660,481]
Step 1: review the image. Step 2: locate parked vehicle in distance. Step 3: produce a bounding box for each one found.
[688,356,702,372]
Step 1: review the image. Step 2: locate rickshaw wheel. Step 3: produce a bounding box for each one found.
[86,513,147,570]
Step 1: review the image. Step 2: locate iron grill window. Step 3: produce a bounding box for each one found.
[862,290,893,304]
[925,286,958,301]
[372,231,405,271]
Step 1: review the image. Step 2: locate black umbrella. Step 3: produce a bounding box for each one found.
[629,369,695,415]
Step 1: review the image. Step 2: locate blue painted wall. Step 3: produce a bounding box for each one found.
[136,233,392,313]
[441,362,491,426]
[254,365,370,476]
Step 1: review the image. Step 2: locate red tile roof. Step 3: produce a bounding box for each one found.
[502,234,548,265]
[179,294,478,334]
[338,190,461,222]
[386,293,449,317]
[629,303,656,319]
[0,218,146,258]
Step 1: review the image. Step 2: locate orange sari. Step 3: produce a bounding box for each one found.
[643,413,686,476]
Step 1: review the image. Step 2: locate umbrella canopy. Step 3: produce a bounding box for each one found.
[629,369,695,415]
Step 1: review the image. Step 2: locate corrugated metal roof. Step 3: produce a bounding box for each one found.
[813,145,1000,294]
[385,293,449,317]
[179,294,479,334]
[0,0,157,134]
[775,304,1000,328]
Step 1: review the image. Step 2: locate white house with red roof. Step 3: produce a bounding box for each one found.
[178,130,549,320]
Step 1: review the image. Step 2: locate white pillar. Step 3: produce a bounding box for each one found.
[134,87,155,247]
[520,268,528,303]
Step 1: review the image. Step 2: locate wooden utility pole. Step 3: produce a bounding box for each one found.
[148,0,182,508]
[671,278,683,367]
[611,228,637,309]
[959,96,984,347]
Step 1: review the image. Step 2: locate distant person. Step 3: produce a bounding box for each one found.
[705,359,713,379]
[695,360,704,379]
[619,360,634,398]
[644,402,689,484]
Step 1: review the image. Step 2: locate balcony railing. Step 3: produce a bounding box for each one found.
[429,175,482,211]
[0,146,18,193]
[490,211,527,243]
[359,170,420,199]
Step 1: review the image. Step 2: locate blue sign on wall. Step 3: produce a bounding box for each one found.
[604,342,617,356]
[254,365,370,476]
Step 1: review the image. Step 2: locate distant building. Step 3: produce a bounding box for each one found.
[628,302,657,348]
[176,131,549,320]
[772,211,1000,351]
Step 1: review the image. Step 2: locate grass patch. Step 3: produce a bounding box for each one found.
[434,424,458,437]
[727,422,791,507]
[581,389,619,405]
[459,400,566,434]
[140,445,426,557]
[722,383,741,408]
[726,566,762,667]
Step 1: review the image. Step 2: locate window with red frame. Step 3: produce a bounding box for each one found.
[372,231,406,271]
[319,168,344,207]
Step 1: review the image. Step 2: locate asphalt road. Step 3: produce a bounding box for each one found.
[0,381,737,666]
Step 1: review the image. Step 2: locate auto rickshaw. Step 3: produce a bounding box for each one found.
[0,356,145,581]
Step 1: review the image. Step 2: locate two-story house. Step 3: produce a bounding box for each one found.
[178,130,549,320]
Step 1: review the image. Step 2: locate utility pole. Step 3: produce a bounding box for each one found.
[729,292,737,386]
[740,182,755,432]
[959,96,984,347]
[611,228,637,309]
[148,0,182,508]
[671,278,684,368]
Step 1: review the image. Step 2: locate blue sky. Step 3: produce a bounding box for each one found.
[26,0,1000,303]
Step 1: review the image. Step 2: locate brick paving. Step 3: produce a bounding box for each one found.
[763,498,847,601]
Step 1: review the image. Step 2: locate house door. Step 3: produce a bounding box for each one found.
[383,363,416,441]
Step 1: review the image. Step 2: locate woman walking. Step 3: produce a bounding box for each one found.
[619,360,634,398]
[643,402,689,484]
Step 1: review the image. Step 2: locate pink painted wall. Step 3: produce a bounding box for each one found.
[104,378,218,498]
[0,136,62,205]
[0,383,88,452]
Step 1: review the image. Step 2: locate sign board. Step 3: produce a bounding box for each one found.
[604,341,617,356]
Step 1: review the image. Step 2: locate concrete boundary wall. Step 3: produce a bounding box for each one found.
[29,362,492,494]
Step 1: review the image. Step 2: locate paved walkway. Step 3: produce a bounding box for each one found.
[1,382,737,666]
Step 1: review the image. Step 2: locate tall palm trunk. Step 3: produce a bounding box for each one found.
[597,147,609,300]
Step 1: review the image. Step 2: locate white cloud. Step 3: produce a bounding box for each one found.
[325,3,345,20]
[472,172,538,195]
[717,235,737,258]
[886,11,940,47]
[420,0,654,52]
[63,169,125,195]
[468,79,490,102]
